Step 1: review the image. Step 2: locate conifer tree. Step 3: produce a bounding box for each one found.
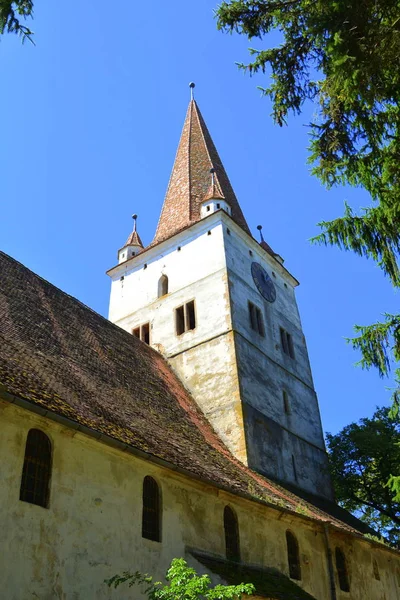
[216,3,400,417]
[217,0,400,495]
[0,0,34,43]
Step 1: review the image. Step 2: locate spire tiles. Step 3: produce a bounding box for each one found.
[153,85,251,244]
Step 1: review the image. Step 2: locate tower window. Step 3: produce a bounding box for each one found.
[207,205,211,212]
[335,547,350,592]
[286,531,301,580]
[216,203,220,209]
[175,300,196,336]
[158,275,168,298]
[132,323,150,344]
[283,390,291,415]
[280,327,295,358]
[20,429,52,508]
[224,506,240,562]
[248,302,265,336]
[292,454,298,482]
[142,476,161,542]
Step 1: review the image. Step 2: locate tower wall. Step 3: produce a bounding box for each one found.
[108,216,247,463]
[223,223,333,499]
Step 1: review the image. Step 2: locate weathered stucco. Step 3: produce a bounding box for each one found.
[1,401,399,600]
[108,210,331,500]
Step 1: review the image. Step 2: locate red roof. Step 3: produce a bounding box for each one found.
[0,251,374,537]
[153,100,251,244]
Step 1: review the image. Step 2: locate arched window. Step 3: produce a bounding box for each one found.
[286,530,301,580]
[142,476,161,542]
[158,275,168,298]
[335,547,350,592]
[20,429,52,508]
[224,505,240,562]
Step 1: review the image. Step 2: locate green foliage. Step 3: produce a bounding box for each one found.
[326,406,400,546]
[0,0,34,43]
[216,0,400,421]
[106,558,255,599]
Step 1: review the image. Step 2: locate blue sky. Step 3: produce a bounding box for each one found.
[1,0,397,436]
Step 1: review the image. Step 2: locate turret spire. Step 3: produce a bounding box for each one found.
[153,92,251,244]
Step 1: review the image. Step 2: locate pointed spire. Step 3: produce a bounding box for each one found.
[125,214,144,248]
[153,88,251,244]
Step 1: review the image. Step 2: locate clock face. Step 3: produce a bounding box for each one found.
[251,262,276,303]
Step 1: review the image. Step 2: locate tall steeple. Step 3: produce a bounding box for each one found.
[153,89,251,244]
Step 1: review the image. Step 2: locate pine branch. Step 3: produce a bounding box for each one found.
[311,203,400,287]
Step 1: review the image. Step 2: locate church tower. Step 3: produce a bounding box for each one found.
[107,87,333,501]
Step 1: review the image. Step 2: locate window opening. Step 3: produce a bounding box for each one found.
[280,327,295,358]
[142,323,150,345]
[224,506,240,562]
[158,275,168,298]
[286,531,301,580]
[217,203,220,209]
[175,301,196,335]
[207,230,212,235]
[335,547,350,592]
[20,429,52,508]
[186,301,196,330]
[283,390,290,415]
[142,476,161,542]
[292,455,298,482]
[207,205,210,212]
[248,302,264,336]
[132,323,150,344]
[175,306,185,335]
[227,228,231,235]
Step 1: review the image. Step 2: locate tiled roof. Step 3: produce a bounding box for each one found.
[153,100,251,244]
[125,229,143,248]
[0,251,371,536]
[191,551,317,600]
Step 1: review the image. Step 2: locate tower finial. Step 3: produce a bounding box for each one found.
[189,82,195,101]
[132,213,138,233]
[257,224,265,243]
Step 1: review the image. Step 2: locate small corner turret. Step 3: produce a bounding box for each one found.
[118,214,144,264]
[200,168,232,218]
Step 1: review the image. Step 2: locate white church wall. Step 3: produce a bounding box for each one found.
[1,400,399,600]
[109,218,227,325]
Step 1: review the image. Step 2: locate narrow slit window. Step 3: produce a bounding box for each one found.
[186,301,196,330]
[142,323,150,345]
[283,390,290,415]
[142,476,161,542]
[175,306,185,336]
[286,530,301,580]
[132,327,140,339]
[248,302,264,336]
[224,506,240,562]
[280,327,295,358]
[292,454,298,482]
[287,333,295,359]
[20,429,52,508]
[335,547,350,592]
[158,275,168,298]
